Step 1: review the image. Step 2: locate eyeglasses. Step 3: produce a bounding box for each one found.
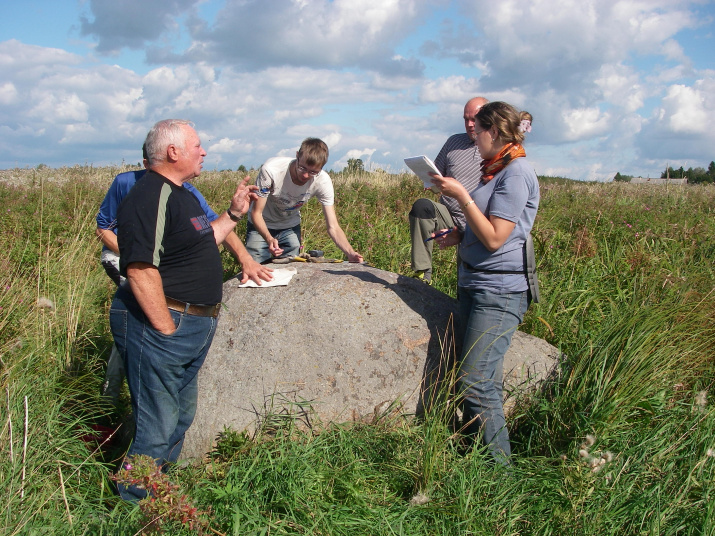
[296,160,322,177]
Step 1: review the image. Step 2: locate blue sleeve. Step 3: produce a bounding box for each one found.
[184,183,219,222]
[96,171,143,232]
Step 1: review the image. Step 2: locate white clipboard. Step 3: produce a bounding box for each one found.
[404,155,441,193]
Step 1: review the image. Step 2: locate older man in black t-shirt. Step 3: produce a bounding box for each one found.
[110,119,256,502]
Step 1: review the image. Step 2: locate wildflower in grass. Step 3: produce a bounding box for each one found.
[578,434,615,473]
[581,434,596,448]
[589,451,615,473]
[36,297,55,311]
[410,492,430,506]
[112,454,210,533]
[695,390,707,408]
[706,448,714,458]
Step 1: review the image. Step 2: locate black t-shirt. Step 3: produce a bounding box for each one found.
[117,170,223,304]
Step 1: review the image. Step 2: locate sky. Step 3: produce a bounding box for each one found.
[1,0,714,181]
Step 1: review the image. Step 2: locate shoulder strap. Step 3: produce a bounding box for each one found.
[461,234,540,304]
[524,233,540,304]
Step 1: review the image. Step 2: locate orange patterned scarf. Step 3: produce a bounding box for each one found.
[481,143,526,182]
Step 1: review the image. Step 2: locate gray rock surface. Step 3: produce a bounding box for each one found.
[181,262,559,460]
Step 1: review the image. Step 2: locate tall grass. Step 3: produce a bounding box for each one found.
[0,168,713,534]
[0,166,129,534]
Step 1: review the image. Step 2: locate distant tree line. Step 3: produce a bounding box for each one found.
[614,162,715,184]
[613,172,632,182]
[660,162,715,184]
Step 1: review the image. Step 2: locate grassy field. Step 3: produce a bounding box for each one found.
[0,165,713,535]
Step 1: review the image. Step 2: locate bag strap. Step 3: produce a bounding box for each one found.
[524,234,540,304]
[461,234,540,304]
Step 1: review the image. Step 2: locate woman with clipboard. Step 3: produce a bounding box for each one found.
[430,102,539,464]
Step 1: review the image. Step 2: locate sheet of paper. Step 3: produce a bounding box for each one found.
[404,155,442,193]
[238,267,298,288]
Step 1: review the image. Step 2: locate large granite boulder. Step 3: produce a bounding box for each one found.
[181,262,559,460]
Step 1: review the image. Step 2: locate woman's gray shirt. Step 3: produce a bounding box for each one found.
[458,158,540,293]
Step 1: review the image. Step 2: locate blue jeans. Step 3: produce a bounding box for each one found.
[109,288,218,502]
[457,287,528,463]
[245,221,302,263]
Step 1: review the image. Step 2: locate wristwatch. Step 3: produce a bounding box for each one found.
[226,208,242,222]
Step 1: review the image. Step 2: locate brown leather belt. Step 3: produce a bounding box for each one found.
[165,296,221,318]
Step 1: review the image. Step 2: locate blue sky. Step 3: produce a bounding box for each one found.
[1,0,714,180]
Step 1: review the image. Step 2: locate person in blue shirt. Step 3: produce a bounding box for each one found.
[95,145,272,404]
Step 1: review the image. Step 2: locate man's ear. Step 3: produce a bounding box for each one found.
[167,144,181,163]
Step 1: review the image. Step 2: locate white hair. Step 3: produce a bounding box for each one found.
[144,119,193,166]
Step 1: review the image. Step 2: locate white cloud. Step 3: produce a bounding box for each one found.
[660,38,688,64]
[419,76,482,104]
[562,108,611,141]
[208,137,242,154]
[137,0,431,76]
[0,82,18,105]
[1,1,714,181]
[29,92,89,123]
[274,108,323,122]
[636,74,715,164]
[448,0,701,99]
[79,0,198,53]
[595,63,644,112]
[0,39,83,71]
[660,84,708,133]
[323,132,343,149]
[59,122,97,144]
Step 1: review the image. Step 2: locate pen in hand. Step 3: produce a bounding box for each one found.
[424,228,454,242]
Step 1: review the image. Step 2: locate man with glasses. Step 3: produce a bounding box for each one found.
[246,137,363,263]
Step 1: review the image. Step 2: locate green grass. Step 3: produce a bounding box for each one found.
[0,166,713,534]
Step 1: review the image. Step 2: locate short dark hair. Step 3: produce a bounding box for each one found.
[297,138,329,168]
